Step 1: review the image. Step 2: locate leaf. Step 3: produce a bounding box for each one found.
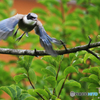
[42,66,56,76]
[51,94,57,100]
[65,80,81,88]
[28,89,37,97]
[15,68,27,74]
[42,56,57,67]
[34,89,49,99]
[16,86,21,97]
[48,6,62,18]
[28,68,37,84]
[89,55,100,65]
[90,67,100,75]
[88,83,99,89]
[20,93,31,100]
[33,8,47,15]
[44,86,51,95]
[64,66,78,76]
[18,56,34,72]
[7,86,16,99]
[82,68,91,73]
[89,74,99,83]
[72,58,83,66]
[56,79,65,96]
[69,53,75,61]
[46,66,56,76]
[56,98,61,100]
[83,67,100,75]
[25,96,38,100]
[28,89,49,100]
[14,74,27,83]
[64,21,80,27]
[84,53,90,63]
[26,56,34,70]
[4,0,13,7]
[0,86,13,99]
[44,76,57,88]
[80,77,99,85]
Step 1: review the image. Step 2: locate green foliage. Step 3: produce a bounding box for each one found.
[0,0,100,100]
[64,66,78,76]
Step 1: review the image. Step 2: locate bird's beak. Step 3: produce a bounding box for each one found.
[33,18,37,21]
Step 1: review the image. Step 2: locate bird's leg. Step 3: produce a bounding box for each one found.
[16,32,26,41]
[13,28,19,38]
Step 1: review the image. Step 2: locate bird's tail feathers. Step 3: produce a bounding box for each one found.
[44,32,62,45]
[40,37,58,56]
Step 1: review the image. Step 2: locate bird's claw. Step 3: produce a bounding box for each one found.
[16,32,26,41]
[16,36,22,41]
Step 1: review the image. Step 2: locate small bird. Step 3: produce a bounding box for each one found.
[0,13,61,56]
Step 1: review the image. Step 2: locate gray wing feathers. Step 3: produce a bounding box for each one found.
[0,14,24,40]
[34,21,61,56]
[40,37,57,56]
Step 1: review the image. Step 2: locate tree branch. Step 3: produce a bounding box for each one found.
[27,74,45,100]
[0,42,100,58]
[86,49,100,60]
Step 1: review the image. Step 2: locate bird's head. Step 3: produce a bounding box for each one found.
[23,13,38,25]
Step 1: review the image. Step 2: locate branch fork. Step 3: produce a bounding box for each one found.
[86,36,100,60]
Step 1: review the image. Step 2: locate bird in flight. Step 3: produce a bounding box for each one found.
[0,13,62,56]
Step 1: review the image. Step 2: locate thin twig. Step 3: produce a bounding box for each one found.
[53,61,62,94]
[28,76,35,89]
[60,40,67,51]
[86,36,100,60]
[86,49,100,60]
[58,75,68,98]
[27,75,45,100]
[87,36,92,47]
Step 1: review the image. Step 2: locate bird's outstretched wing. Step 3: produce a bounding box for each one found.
[34,21,61,56]
[0,14,24,40]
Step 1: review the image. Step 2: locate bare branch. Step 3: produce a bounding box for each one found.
[86,36,100,60]
[86,49,100,60]
[0,42,100,57]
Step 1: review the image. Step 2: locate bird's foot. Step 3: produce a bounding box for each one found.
[16,32,25,41]
[16,36,22,41]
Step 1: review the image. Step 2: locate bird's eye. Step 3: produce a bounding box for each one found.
[27,14,36,20]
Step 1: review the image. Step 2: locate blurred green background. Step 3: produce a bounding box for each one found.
[0,0,100,100]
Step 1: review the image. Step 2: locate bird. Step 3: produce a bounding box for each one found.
[0,13,62,56]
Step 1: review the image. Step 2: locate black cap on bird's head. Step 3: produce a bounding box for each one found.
[27,13,38,21]
[23,13,38,25]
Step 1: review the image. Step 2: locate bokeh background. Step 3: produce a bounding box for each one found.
[0,0,100,100]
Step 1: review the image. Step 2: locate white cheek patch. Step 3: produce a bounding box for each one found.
[23,16,36,25]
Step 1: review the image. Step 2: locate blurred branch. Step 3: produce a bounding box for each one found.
[0,41,100,59]
[27,73,45,100]
[58,74,68,98]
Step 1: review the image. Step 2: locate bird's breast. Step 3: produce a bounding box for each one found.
[18,19,35,32]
